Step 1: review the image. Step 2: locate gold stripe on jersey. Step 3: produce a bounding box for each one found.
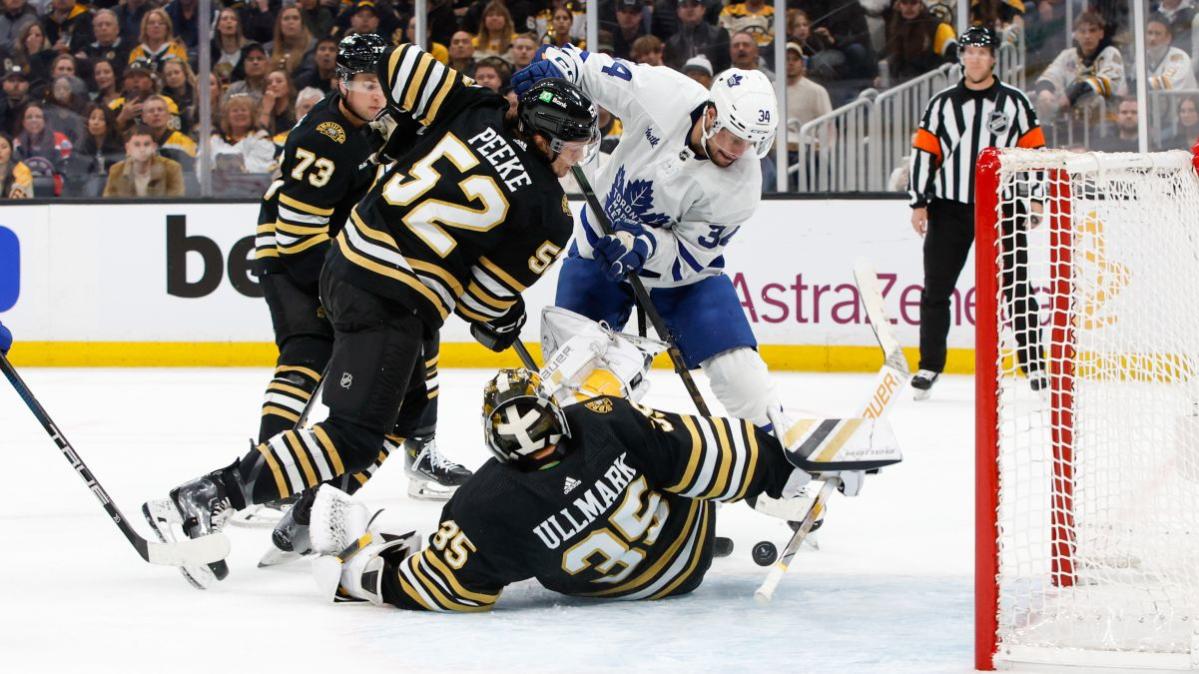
[466,280,517,310]
[669,415,704,493]
[422,548,500,604]
[335,227,451,319]
[278,193,335,216]
[701,418,735,499]
[312,425,345,474]
[386,44,466,127]
[256,441,289,498]
[731,420,760,501]
[397,549,496,612]
[401,52,435,110]
[649,503,713,600]
[479,256,527,292]
[584,499,702,598]
[261,404,300,422]
[425,354,438,368]
[409,258,464,296]
[278,232,331,255]
[397,572,438,611]
[284,431,319,488]
[276,221,329,236]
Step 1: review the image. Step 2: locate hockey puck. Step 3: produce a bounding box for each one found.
[752,540,778,566]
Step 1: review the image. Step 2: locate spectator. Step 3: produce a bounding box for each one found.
[212,7,247,83]
[1025,0,1070,79]
[48,51,76,80]
[347,1,382,38]
[786,8,829,56]
[227,42,269,102]
[473,55,509,91]
[78,9,130,79]
[294,85,322,121]
[1034,12,1124,123]
[0,132,31,196]
[43,0,93,56]
[13,21,53,86]
[160,56,196,133]
[612,0,647,61]
[475,1,516,60]
[783,42,832,163]
[45,73,85,142]
[510,31,537,69]
[681,53,713,88]
[89,57,118,107]
[651,0,723,42]
[241,0,281,45]
[719,0,774,52]
[0,62,29,132]
[663,0,730,74]
[543,5,580,50]
[971,0,1026,46]
[110,58,158,132]
[730,29,773,79]
[882,0,957,87]
[128,8,189,70]
[208,93,275,174]
[0,0,37,53]
[1092,96,1139,152]
[103,123,183,197]
[402,14,449,64]
[1162,94,1199,149]
[293,35,337,92]
[531,1,586,44]
[447,29,477,77]
[62,102,121,194]
[298,0,335,40]
[258,68,294,134]
[803,0,877,96]
[1156,0,1197,56]
[141,93,193,169]
[163,0,199,54]
[115,0,149,46]
[1146,13,1197,91]
[14,101,71,193]
[632,34,664,65]
[270,5,315,75]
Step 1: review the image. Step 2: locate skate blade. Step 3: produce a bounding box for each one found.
[912,388,931,401]
[142,500,219,590]
[406,479,456,501]
[258,546,310,568]
[229,503,289,529]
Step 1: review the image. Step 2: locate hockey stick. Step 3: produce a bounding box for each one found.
[754,258,911,603]
[0,353,231,566]
[570,165,712,417]
[513,340,540,372]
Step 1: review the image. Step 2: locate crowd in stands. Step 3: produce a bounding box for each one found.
[0,0,1195,199]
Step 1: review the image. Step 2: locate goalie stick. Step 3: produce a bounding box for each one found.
[754,258,911,603]
[0,353,230,567]
[569,165,712,417]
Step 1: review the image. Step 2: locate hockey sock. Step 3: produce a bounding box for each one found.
[337,437,395,495]
[258,364,323,444]
[240,424,352,503]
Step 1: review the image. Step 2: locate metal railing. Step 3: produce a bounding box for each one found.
[793,92,874,193]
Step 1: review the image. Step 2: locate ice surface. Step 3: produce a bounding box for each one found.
[0,367,977,674]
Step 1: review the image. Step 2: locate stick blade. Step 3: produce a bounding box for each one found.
[144,532,231,566]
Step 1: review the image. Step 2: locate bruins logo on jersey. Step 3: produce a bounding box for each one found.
[317,121,346,144]
[561,195,570,215]
[585,398,613,414]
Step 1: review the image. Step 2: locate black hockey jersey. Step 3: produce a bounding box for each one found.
[378,396,797,612]
[254,93,379,289]
[323,44,574,329]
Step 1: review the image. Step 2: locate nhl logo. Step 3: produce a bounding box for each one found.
[987,111,1010,135]
[340,372,353,389]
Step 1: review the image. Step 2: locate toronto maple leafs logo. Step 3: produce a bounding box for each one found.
[727,73,744,87]
[604,166,671,229]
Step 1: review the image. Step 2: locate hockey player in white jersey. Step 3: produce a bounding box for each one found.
[512,45,784,430]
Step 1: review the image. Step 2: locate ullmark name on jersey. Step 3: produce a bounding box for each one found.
[533,453,639,549]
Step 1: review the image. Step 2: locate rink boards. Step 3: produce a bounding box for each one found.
[0,199,980,371]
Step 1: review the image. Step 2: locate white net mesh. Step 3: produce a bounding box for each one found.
[986,149,1199,668]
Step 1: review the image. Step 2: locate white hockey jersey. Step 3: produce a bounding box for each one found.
[1148,45,1198,91]
[1035,45,1126,99]
[541,45,762,289]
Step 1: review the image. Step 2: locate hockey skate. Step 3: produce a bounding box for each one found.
[307,485,418,603]
[404,435,472,500]
[258,490,316,568]
[230,493,298,529]
[911,370,940,401]
[142,469,237,589]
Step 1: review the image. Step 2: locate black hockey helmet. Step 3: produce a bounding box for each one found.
[517,78,600,163]
[482,369,569,467]
[336,33,388,81]
[959,25,998,54]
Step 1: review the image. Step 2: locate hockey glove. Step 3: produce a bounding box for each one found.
[470,297,527,352]
[594,229,653,282]
[0,321,10,355]
[511,59,564,96]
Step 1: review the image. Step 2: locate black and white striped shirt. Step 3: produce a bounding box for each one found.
[907,78,1045,207]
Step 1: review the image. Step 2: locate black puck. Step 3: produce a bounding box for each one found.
[752,540,778,566]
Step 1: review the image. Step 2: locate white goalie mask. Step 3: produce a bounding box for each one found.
[706,68,778,159]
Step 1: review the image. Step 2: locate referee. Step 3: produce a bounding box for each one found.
[908,26,1047,399]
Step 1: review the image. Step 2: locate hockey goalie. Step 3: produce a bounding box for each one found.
[301,308,902,611]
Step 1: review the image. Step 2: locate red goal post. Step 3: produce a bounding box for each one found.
[975,146,1199,672]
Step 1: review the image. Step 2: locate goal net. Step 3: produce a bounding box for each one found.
[975,147,1199,672]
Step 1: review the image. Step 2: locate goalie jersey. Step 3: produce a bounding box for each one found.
[378,397,797,612]
[254,93,380,289]
[323,44,574,329]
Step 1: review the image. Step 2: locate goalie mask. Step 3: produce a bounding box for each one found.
[707,68,778,159]
[483,369,569,466]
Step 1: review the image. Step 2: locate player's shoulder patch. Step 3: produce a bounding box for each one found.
[317,121,346,144]
[1171,52,1185,62]
[561,194,570,215]
[584,397,614,414]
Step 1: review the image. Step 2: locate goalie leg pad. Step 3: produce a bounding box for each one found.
[702,347,780,428]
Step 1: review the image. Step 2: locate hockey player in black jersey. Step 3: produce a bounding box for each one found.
[303,363,902,611]
[144,44,600,588]
[249,33,468,518]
